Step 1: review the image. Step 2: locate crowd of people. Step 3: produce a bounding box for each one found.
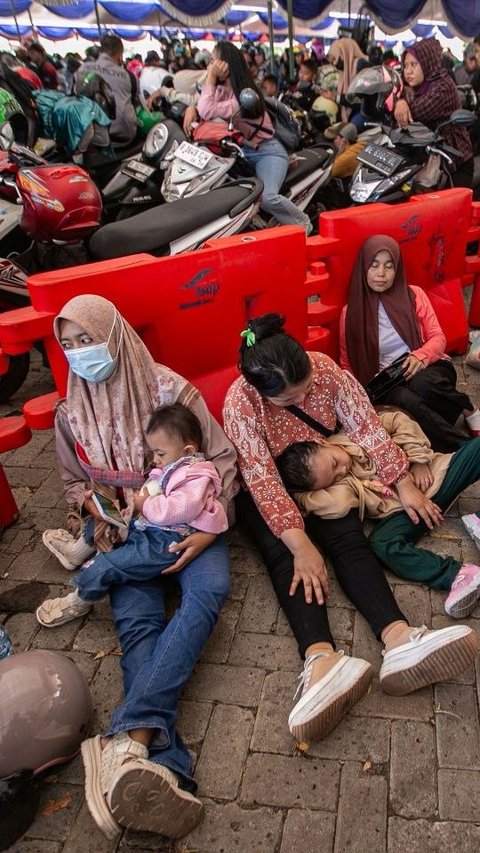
[3,26,480,845]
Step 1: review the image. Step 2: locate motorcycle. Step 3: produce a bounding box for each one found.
[349,109,475,205]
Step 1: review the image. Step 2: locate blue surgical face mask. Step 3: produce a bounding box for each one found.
[65,313,123,382]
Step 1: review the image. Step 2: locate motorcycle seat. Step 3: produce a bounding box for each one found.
[89,178,263,259]
[84,138,144,169]
[282,146,331,192]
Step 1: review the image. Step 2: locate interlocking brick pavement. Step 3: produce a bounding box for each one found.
[1,351,480,853]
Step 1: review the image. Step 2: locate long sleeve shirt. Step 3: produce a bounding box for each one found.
[197,82,274,146]
[142,458,228,534]
[223,352,408,538]
[339,285,448,374]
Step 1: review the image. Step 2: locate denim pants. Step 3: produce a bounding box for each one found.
[103,534,230,790]
[75,525,186,602]
[243,137,310,228]
[370,438,480,590]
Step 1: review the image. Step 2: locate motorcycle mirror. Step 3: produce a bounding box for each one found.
[239,87,263,119]
[0,122,14,152]
[448,108,475,126]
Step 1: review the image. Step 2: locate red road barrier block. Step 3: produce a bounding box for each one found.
[1,227,323,425]
[0,416,31,529]
[306,188,473,358]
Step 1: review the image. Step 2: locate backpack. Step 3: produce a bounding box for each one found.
[264,96,302,152]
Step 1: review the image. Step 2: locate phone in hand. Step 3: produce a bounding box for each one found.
[91,491,127,528]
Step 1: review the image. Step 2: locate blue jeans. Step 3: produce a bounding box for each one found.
[75,525,186,602]
[104,534,229,791]
[243,137,310,227]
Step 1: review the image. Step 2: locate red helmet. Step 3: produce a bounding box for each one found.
[17,163,102,243]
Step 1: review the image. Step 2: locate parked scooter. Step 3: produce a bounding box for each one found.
[349,109,475,205]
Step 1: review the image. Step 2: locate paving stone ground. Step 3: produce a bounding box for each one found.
[2,350,480,853]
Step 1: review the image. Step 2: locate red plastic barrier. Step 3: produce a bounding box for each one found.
[1,228,326,424]
[0,416,32,529]
[305,188,473,357]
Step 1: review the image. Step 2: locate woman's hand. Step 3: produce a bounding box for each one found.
[282,529,330,605]
[145,90,162,111]
[162,531,216,574]
[394,98,413,128]
[183,105,199,136]
[396,474,443,528]
[410,462,434,492]
[83,489,105,521]
[402,354,425,381]
[207,59,229,85]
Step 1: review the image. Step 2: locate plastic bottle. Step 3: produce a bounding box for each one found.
[0,624,13,659]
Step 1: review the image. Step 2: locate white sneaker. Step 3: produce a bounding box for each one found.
[36,590,92,627]
[379,624,478,696]
[461,513,480,548]
[81,733,148,840]
[108,758,204,838]
[288,651,373,742]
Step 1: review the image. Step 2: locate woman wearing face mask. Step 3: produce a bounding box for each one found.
[394,37,473,187]
[339,235,480,452]
[41,294,236,840]
[195,40,312,234]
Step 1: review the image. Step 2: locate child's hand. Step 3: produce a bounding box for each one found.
[410,462,434,492]
[133,492,148,512]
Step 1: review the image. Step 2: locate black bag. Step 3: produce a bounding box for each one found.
[365,352,409,404]
[264,96,302,152]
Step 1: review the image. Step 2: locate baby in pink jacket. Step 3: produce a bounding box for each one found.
[36,403,229,628]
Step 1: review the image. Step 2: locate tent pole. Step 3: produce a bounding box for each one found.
[94,0,102,41]
[287,0,294,80]
[267,0,275,73]
[8,0,22,41]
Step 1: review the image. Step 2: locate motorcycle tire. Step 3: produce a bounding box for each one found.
[0,352,30,402]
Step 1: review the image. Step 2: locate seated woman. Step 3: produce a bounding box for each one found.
[276,409,480,619]
[340,234,480,453]
[195,40,312,233]
[42,294,236,841]
[223,312,477,743]
[394,37,473,187]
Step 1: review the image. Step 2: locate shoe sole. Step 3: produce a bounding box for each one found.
[109,764,204,838]
[42,530,77,571]
[380,630,478,697]
[81,736,121,841]
[289,661,373,742]
[446,581,480,619]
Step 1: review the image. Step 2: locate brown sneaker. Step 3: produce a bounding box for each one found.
[81,733,148,840]
[108,758,204,838]
[288,650,373,742]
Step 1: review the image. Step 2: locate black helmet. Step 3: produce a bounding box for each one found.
[239,87,263,119]
[346,65,403,121]
[75,70,116,120]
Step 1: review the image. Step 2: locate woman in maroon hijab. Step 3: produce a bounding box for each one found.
[393,37,473,187]
[339,234,480,452]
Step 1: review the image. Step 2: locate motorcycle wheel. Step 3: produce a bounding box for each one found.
[0,352,30,402]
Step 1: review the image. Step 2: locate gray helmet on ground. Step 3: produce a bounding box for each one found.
[0,650,92,778]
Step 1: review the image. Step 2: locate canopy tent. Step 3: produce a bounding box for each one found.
[0,1,476,45]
